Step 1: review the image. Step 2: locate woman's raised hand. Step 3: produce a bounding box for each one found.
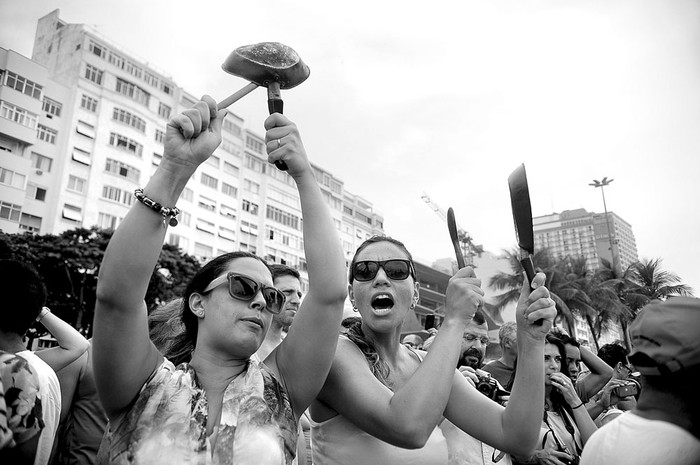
[444,266,485,323]
[164,95,226,171]
[515,272,556,341]
[264,113,310,178]
[549,372,581,406]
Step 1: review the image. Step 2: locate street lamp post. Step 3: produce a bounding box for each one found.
[589,177,619,274]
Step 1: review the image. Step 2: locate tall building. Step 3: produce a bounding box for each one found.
[533,208,638,273]
[1,9,384,290]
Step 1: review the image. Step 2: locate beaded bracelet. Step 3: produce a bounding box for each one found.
[134,188,181,227]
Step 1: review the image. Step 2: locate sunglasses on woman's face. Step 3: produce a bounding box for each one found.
[203,272,286,314]
[351,259,414,282]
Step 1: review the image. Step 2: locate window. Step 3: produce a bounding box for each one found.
[194,242,213,260]
[221,139,240,155]
[89,40,106,58]
[144,71,159,88]
[97,212,119,230]
[76,120,96,139]
[125,61,143,79]
[155,129,165,144]
[67,175,87,193]
[158,102,171,119]
[218,226,236,241]
[152,153,162,166]
[31,153,53,172]
[168,234,188,250]
[206,155,220,168]
[109,133,143,157]
[180,211,191,226]
[196,219,215,234]
[181,187,193,202]
[201,173,218,189]
[42,97,62,117]
[266,205,301,230]
[268,188,300,209]
[198,196,216,211]
[84,64,104,85]
[37,125,58,144]
[102,185,133,206]
[0,167,26,189]
[220,204,236,220]
[246,136,264,154]
[223,161,239,176]
[80,94,98,112]
[243,179,260,194]
[115,78,150,106]
[241,199,259,215]
[25,183,46,201]
[245,154,264,173]
[223,119,242,137]
[72,147,91,165]
[222,183,237,198]
[3,71,42,99]
[108,51,125,69]
[0,101,38,129]
[62,203,82,222]
[19,213,41,233]
[0,201,22,222]
[113,107,146,132]
[160,81,173,95]
[105,158,141,182]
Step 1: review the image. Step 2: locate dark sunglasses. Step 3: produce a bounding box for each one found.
[352,259,415,282]
[203,272,285,314]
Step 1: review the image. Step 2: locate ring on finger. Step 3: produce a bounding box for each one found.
[277,138,282,148]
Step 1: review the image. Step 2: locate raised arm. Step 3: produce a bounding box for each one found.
[34,308,89,372]
[314,267,483,448]
[444,272,557,458]
[549,372,598,444]
[576,345,613,401]
[262,114,347,417]
[93,97,225,419]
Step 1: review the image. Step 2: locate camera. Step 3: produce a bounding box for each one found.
[558,446,580,465]
[474,369,499,401]
[613,381,639,398]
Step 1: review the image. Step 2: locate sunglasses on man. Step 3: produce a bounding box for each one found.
[351,259,415,282]
[203,272,286,314]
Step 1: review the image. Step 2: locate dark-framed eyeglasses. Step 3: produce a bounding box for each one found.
[203,272,286,314]
[351,259,415,282]
[463,334,490,346]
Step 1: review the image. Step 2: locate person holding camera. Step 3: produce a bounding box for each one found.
[580,297,700,465]
[513,333,597,465]
[585,343,638,426]
[439,310,513,465]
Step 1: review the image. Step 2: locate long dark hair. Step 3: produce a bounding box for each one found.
[545,332,574,419]
[345,235,417,389]
[166,251,271,365]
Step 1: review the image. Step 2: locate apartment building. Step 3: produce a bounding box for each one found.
[0,10,384,290]
[533,208,638,273]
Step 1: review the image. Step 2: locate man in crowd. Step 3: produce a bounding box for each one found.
[438,310,512,465]
[255,264,304,360]
[580,297,700,464]
[483,321,517,388]
[401,334,424,350]
[585,343,638,426]
[0,260,61,465]
[550,328,613,404]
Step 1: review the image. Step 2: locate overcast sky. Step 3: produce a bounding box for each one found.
[2,0,699,294]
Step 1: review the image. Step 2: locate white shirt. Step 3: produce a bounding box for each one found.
[581,411,700,465]
[440,419,512,465]
[17,350,61,465]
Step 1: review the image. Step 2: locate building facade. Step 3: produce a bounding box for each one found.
[533,208,638,273]
[1,10,384,291]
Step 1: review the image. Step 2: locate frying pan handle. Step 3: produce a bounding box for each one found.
[520,256,543,325]
[520,256,536,286]
[267,82,288,171]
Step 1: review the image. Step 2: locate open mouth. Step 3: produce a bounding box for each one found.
[371,294,394,314]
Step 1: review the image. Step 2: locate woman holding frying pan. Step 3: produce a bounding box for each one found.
[310,235,558,464]
[92,96,347,464]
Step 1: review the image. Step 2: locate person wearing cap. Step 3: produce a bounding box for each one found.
[580,297,700,465]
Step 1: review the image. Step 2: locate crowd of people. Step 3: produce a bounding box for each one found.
[1,97,698,465]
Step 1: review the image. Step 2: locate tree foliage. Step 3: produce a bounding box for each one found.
[0,227,200,335]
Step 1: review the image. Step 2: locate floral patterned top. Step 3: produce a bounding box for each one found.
[0,351,44,449]
[99,357,297,465]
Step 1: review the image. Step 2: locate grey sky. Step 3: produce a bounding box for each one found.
[2,0,698,293]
